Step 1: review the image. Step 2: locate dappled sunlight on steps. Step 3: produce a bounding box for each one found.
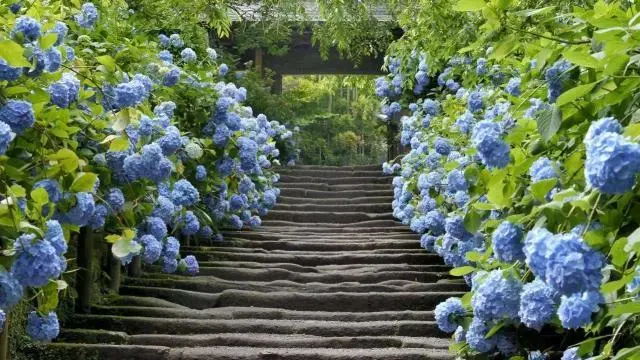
[34,165,464,359]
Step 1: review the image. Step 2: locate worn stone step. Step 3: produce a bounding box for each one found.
[119,287,464,311]
[270,203,392,213]
[263,210,395,223]
[105,295,188,309]
[69,315,445,338]
[131,333,450,350]
[277,169,383,178]
[24,343,170,360]
[277,196,394,205]
[122,277,467,294]
[220,231,417,241]
[181,267,452,283]
[260,219,404,228]
[184,251,441,266]
[280,165,381,171]
[92,306,435,322]
[195,239,420,251]
[167,346,453,360]
[279,183,392,191]
[279,175,392,185]
[279,188,392,198]
[184,246,423,254]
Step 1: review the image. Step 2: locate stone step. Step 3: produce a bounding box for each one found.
[24,343,170,360]
[68,316,446,338]
[182,267,452,283]
[277,169,383,178]
[220,231,417,241]
[279,188,392,199]
[279,175,392,185]
[263,210,395,223]
[118,287,464,311]
[122,277,467,294]
[282,165,382,171]
[272,203,392,213]
[195,239,420,251]
[225,225,413,234]
[105,296,189,309]
[167,346,453,360]
[183,246,425,254]
[131,334,451,350]
[92,306,436,322]
[279,183,391,191]
[277,196,394,205]
[183,251,441,266]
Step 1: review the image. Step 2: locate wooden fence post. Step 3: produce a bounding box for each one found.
[75,228,94,313]
[108,245,121,292]
[129,256,142,277]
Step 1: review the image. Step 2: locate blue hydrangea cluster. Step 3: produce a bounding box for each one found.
[48,73,80,108]
[467,90,484,112]
[88,204,108,229]
[466,317,496,352]
[123,143,172,183]
[557,291,602,329]
[471,120,510,168]
[434,297,466,333]
[0,122,15,155]
[561,348,581,360]
[181,48,197,63]
[27,311,60,342]
[492,221,525,263]
[0,100,35,134]
[180,255,199,275]
[584,117,640,194]
[76,3,99,28]
[518,278,558,331]
[530,157,559,183]
[11,234,64,287]
[13,16,41,41]
[505,77,521,96]
[471,270,522,322]
[545,59,571,102]
[171,179,200,206]
[0,59,23,81]
[140,234,162,264]
[181,210,200,235]
[0,270,23,310]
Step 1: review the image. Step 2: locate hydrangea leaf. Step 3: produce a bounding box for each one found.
[0,40,31,67]
[38,33,58,50]
[536,105,562,141]
[450,266,476,276]
[531,179,557,201]
[556,81,599,106]
[70,172,98,193]
[453,0,486,12]
[31,187,49,205]
[95,55,116,72]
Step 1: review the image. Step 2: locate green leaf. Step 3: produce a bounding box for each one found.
[536,105,561,141]
[601,274,634,293]
[563,47,600,68]
[613,346,640,360]
[624,226,640,253]
[39,33,58,50]
[495,0,512,10]
[31,187,49,205]
[109,136,130,151]
[9,184,26,198]
[609,302,640,316]
[48,148,80,173]
[485,322,505,338]
[0,40,31,67]
[453,0,486,11]
[610,238,628,268]
[96,55,117,72]
[464,209,483,233]
[112,238,140,258]
[531,179,557,201]
[556,82,599,106]
[450,266,476,276]
[70,172,98,193]
[465,251,483,262]
[39,281,60,313]
[513,6,555,17]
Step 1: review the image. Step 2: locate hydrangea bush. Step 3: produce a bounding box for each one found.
[379,0,640,358]
[0,0,295,342]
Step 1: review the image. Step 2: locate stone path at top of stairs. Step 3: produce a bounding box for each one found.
[35,165,465,360]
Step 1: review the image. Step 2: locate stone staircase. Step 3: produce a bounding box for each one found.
[33,165,465,360]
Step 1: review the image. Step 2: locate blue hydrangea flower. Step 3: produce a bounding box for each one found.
[0,121,15,155]
[180,255,199,275]
[434,137,451,156]
[181,211,200,235]
[76,3,99,28]
[169,34,183,48]
[123,143,172,183]
[422,99,440,116]
[219,63,229,76]
[0,100,35,135]
[420,234,436,251]
[105,188,125,212]
[140,234,162,264]
[44,220,66,256]
[0,270,23,310]
[476,58,488,75]
[424,210,445,235]
[505,77,521,96]
[158,34,170,48]
[162,256,178,273]
[530,157,559,183]
[467,90,484,112]
[519,278,557,331]
[472,270,522,322]
[524,227,554,279]
[0,59,22,81]
[446,169,467,193]
[529,351,547,360]
[49,21,68,45]
[158,50,173,63]
[492,221,525,262]
[65,46,75,61]
[453,190,470,207]
[27,311,59,342]
[197,225,213,240]
[557,291,602,329]
[230,214,243,229]
[12,234,63,287]
[180,48,197,63]
[525,98,551,119]
[43,47,61,72]
[60,192,95,226]
[248,215,261,228]
[162,236,180,259]
[434,297,466,333]
[115,79,147,109]
[158,126,181,155]
[471,120,510,168]
[13,16,41,41]
[455,110,475,134]
[171,179,200,206]
[195,165,207,181]
[584,117,622,144]
[466,317,496,352]
[545,59,571,102]
[9,2,21,13]
[445,215,470,240]
[627,267,640,297]
[207,48,218,60]
[561,348,581,360]
[143,216,167,241]
[585,131,640,194]
[48,73,80,108]
[88,204,108,229]
[34,179,62,204]
[154,101,177,119]
[163,66,181,86]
